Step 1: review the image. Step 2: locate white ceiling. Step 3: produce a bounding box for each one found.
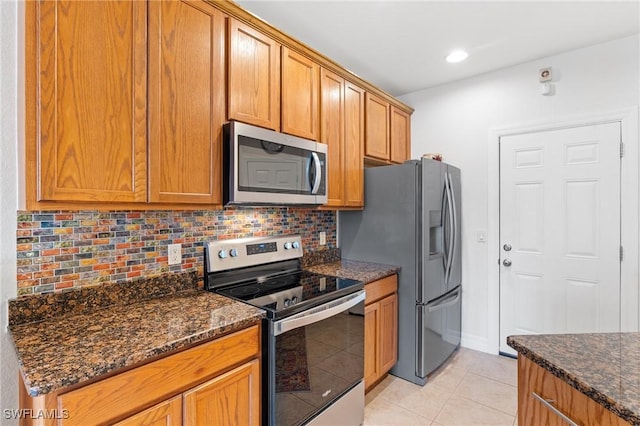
[235,0,640,96]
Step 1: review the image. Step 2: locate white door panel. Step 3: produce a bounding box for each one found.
[499,122,621,355]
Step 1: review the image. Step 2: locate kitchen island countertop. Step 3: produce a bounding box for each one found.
[305,258,400,283]
[508,333,640,424]
[9,274,264,397]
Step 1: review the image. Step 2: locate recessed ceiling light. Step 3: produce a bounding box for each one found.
[445,50,468,63]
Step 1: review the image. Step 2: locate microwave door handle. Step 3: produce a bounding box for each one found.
[310,152,322,194]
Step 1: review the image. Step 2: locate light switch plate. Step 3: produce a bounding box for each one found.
[319,231,326,246]
[168,244,181,265]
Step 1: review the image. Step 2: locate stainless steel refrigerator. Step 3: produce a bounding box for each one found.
[339,158,461,385]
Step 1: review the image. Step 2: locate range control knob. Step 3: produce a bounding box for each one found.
[292,241,300,249]
[291,296,299,304]
[284,242,293,250]
[229,248,239,257]
[284,298,291,307]
[218,249,228,259]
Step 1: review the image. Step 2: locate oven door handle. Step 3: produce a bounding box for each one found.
[273,290,365,336]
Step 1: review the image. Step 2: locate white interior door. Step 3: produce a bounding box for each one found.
[499,122,621,355]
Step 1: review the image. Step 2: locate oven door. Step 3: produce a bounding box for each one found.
[266,290,365,426]
[225,121,327,205]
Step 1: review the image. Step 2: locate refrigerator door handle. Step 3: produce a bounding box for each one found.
[426,288,461,312]
[448,171,458,285]
[444,173,455,286]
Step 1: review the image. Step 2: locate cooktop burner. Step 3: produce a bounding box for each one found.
[226,285,261,297]
[204,235,364,319]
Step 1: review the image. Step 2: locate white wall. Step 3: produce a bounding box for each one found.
[399,34,640,353]
[0,0,20,423]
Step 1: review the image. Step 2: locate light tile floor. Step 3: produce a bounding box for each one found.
[364,348,518,425]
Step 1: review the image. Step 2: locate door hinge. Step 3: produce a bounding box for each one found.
[620,142,625,158]
[620,245,624,262]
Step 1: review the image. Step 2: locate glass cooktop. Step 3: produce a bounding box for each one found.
[213,270,363,319]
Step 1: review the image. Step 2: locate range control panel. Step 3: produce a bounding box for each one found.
[206,235,303,272]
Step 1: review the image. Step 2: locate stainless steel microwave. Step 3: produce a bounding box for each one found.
[223,121,327,206]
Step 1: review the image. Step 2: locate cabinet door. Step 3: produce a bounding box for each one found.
[148,0,225,204]
[379,293,398,373]
[320,69,344,207]
[113,396,182,426]
[228,19,280,130]
[390,106,411,164]
[343,81,365,207]
[282,47,320,140]
[364,302,380,390]
[518,356,630,426]
[183,359,260,426]
[34,1,147,202]
[364,93,390,161]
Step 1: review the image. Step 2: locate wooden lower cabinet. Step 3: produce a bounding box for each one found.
[364,274,398,392]
[183,360,260,426]
[518,356,630,425]
[114,396,182,426]
[19,325,260,426]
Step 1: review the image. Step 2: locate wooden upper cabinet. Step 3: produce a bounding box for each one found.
[390,106,411,164]
[148,0,225,204]
[320,69,345,207]
[364,93,391,161]
[343,81,365,207]
[33,1,147,203]
[282,47,320,140]
[228,19,280,130]
[320,70,364,209]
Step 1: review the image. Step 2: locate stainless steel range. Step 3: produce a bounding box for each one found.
[204,235,365,426]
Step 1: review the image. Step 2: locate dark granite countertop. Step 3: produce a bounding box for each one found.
[305,259,399,283]
[508,333,640,424]
[8,274,265,397]
[10,256,394,398]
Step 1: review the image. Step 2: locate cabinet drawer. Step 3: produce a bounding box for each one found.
[365,275,398,305]
[519,356,630,426]
[59,325,260,425]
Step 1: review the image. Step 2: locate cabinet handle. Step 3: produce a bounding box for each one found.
[531,392,578,426]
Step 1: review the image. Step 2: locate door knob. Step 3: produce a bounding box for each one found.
[503,244,512,252]
[503,259,512,267]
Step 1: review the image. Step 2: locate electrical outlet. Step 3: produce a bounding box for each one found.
[168,243,181,265]
[319,231,326,246]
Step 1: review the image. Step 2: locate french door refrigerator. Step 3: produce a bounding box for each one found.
[339,158,461,385]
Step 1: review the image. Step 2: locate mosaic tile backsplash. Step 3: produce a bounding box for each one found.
[16,208,336,297]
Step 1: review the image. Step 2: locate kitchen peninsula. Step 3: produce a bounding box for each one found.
[508,333,640,425]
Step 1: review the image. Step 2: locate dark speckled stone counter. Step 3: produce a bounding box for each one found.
[304,259,399,283]
[507,333,640,425]
[9,274,265,397]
